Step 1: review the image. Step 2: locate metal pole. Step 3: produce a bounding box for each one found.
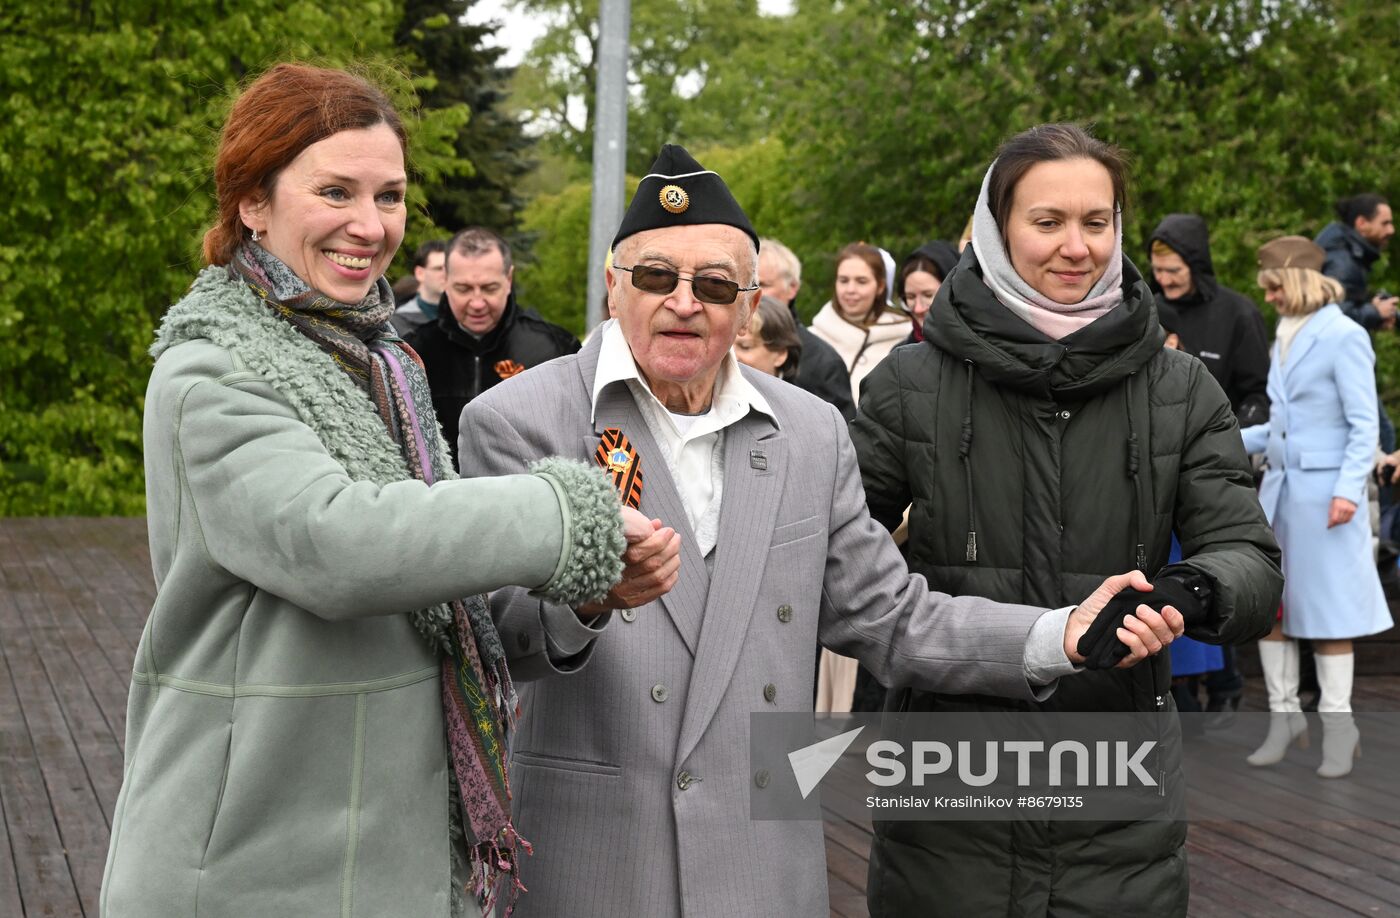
[585,0,631,332]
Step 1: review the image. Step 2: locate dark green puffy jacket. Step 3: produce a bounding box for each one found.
[850,253,1282,918]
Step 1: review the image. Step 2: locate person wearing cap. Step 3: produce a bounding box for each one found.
[1240,235,1392,778]
[455,143,1185,917]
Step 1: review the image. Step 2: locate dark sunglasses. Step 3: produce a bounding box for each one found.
[615,264,759,306]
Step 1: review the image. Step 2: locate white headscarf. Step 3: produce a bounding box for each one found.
[970,160,1124,340]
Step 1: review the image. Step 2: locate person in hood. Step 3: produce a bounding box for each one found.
[897,240,960,344]
[1148,213,1272,719]
[1148,214,1271,428]
[407,227,581,469]
[1315,193,1397,330]
[808,241,911,409]
[852,123,1283,917]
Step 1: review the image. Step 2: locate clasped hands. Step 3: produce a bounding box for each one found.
[1066,569,1207,670]
[575,507,682,619]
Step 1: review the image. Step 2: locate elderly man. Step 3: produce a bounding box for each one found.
[459,145,1181,918]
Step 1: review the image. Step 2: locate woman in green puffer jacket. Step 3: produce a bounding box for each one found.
[851,123,1282,917]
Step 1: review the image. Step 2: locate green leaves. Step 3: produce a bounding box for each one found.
[0,0,495,514]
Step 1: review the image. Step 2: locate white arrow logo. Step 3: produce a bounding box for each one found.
[788,726,865,799]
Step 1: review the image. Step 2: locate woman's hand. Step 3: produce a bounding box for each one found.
[1327,497,1357,529]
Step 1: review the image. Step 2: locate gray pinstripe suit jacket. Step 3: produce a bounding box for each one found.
[459,329,1049,918]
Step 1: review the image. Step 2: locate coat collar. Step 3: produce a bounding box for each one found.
[1280,303,1344,378]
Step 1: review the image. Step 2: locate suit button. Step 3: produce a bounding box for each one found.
[777,605,793,623]
[517,632,530,651]
[651,683,669,703]
[677,770,698,790]
[763,683,777,703]
[621,609,637,623]
[1059,410,1071,420]
[755,768,771,789]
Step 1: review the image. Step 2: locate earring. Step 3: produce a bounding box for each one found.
[251,228,261,242]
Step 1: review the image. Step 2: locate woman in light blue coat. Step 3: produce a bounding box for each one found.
[1239,235,1391,778]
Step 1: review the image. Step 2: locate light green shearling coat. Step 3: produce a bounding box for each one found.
[100,268,601,917]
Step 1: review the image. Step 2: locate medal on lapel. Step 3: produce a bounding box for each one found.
[594,428,643,509]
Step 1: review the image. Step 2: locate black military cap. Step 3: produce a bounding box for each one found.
[610,144,759,252]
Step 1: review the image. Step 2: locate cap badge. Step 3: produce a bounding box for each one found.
[659,184,690,214]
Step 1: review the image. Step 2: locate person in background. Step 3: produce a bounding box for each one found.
[1148,214,1270,427]
[392,272,419,306]
[758,237,854,419]
[1147,213,1272,721]
[852,122,1282,917]
[734,295,802,381]
[897,240,960,344]
[407,227,581,469]
[99,63,651,918]
[807,245,910,710]
[1317,193,1398,456]
[1240,235,1392,779]
[808,242,910,408]
[1316,193,1397,331]
[391,238,447,335]
[851,239,963,711]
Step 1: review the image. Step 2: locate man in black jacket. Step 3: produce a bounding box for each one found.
[1148,213,1273,718]
[1148,214,1271,429]
[407,227,581,469]
[759,237,855,421]
[1316,193,1397,331]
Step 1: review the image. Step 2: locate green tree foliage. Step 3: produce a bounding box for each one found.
[768,0,1400,330]
[396,0,534,237]
[0,0,471,514]
[507,0,789,179]
[516,178,598,335]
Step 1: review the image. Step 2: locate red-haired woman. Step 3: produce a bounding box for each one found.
[99,64,665,917]
[808,242,911,408]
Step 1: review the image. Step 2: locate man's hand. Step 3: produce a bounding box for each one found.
[1327,497,1357,529]
[1065,571,1186,670]
[574,507,681,618]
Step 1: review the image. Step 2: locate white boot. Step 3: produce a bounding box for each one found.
[1246,640,1309,767]
[1316,652,1359,778]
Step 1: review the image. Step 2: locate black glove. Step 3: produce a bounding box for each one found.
[1074,567,1214,670]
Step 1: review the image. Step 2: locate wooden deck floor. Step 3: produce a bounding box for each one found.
[3,517,1400,917]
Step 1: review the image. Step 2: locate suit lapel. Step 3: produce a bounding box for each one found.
[675,412,787,765]
[589,383,705,656]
